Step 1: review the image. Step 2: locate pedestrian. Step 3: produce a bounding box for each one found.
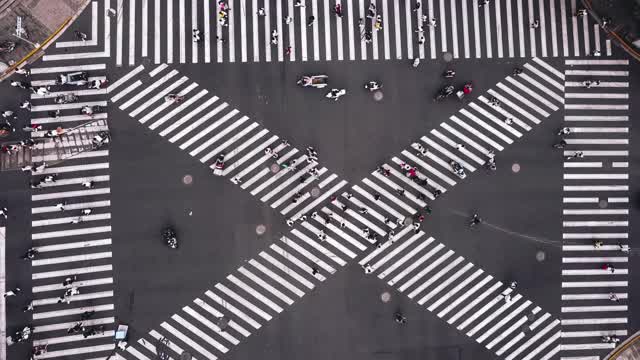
[594,240,603,248]
[358,17,365,31]
[285,46,292,55]
[216,35,226,43]
[271,30,278,45]
[257,7,266,16]
[509,281,517,290]
[530,19,539,28]
[285,15,293,24]
[576,9,587,17]
[334,3,343,17]
[396,188,405,196]
[415,25,424,34]
[412,57,420,67]
[15,68,30,76]
[57,286,80,304]
[373,193,380,201]
[3,287,21,297]
[43,174,56,183]
[591,49,601,57]
[363,263,373,274]
[412,222,420,234]
[504,117,513,125]
[479,0,490,6]
[56,202,66,211]
[364,30,373,43]
[417,35,425,45]
[67,322,83,334]
[307,15,315,26]
[192,29,202,42]
[74,30,88,42]
[0,207,7,219]
[22,301,34,312]
[10,81,28,89]
[317,230,327,241]
[427,18,437,27]
[412,1,420,11]
[36,86,50,95]
[80,310,96,320]
[367,3,376,18]
[70,216,83,224]
[456,143,465,151]
[294,0,305,7]
[504,293,511,302]
[618,243,630,253]
[374,15,382,30]
[82,180,95,188]
[20,100,31,110]
[359,207,368,214]
[394,312,407,324]
[311,266,319,275]
[469,213,481,227]
[81,208,92,216]
[602,263,615,273]
[609,293,619,302]
[62,275,77,287]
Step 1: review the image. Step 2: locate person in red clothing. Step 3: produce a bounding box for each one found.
[463,83,473,94]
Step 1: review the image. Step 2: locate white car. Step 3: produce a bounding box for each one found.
[56,71,88,86]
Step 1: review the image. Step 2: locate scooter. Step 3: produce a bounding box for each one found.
[364,81,382,91]
[435,85,455,101]
[326,88,347,101]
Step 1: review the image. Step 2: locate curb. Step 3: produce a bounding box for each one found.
[604,331,640,360]
[581,0,640,62]
[0,0,92,82]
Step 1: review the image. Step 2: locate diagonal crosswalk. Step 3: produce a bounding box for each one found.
[560,58,630,359]
[42,0,616,65]
[103,57,576,360]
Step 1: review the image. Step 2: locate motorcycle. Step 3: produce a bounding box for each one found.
[326,88,346,101]
[450,160,467,179]
[435,85,455,101]
[443,70,456,78]
[92,131,110,149]
[54,94,79,104]
[557,127,571,135]
[81,105,103,116]
[297,75,329,88]
[364,81,382,91]
[163,227,178,249]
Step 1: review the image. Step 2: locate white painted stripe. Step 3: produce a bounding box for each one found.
[249,259,305,297]
[477,300,531,343]
[562,256,627,263]
[278,237,335,274]
[291,229,346,266]
[120,70,179,110]
[32,265,112,280]
[389,243,444,286]
[205,290,262,329]
[260,251,314,289]
[428,268,483,312]
[505,76,559,110]
[461,0,470,58]
[562,305,627,313]
[371,234,428,274]
[418,262,473,306]
[563,221,628,227]
[563,233,627,239]
[183,306,240,344]
[398,250,453,292]
[238,266,294,305]
[438,275,493,318]
[473,0,481,58]
[448,282,502,324]
[193,297,252,336]
[494,0,502,58]
[32,251,112,266]
[516,0,524,57]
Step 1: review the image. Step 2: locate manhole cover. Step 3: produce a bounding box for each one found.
[381,292,391,303]
[443,52,453,62]
[512,163,521,173]
[536,250,546,262]
[311,187,320,197]
[373,90,384,101]
[599,199,608,208]
[404,217,413,225]
[270,164,280,173]
[256,224,266,235]
[180,351,192,360]
[182,174,193,185]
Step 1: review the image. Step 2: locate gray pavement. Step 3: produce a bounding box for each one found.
[0,1,639,360]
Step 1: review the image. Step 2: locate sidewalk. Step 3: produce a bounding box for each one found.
[0,0,90,80]
[606,331,640,360]
[582,0,640,61]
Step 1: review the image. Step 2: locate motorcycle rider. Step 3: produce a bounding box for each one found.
[444,69,455,78]
[327,88,346,101]
[364,81,382,91]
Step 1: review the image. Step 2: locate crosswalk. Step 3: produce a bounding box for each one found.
[41,0,615,65]
[560,59,630,359]
[105,57,575,359]
[18,60,116,359]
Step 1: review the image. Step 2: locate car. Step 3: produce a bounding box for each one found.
[450,160,467,179]
[56,71,88,86]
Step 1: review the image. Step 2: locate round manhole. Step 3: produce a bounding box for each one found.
[373,90,384,101]
[536,250,546,262]
[512,163,521,173]
[310,187,320,197]
[404,217,413,225]
[270,164,280,173]
[381,292,391,303]
[443,52,453,62]
[182,174,193,185]
[599,199,608,209]
[180,351,193,360]
[256,224,266,235]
